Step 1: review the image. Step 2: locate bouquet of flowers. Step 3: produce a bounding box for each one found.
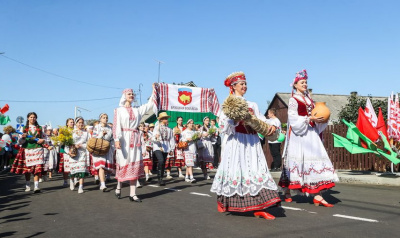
[173,127,181,135]
[191,132,201,141]
[208,127,217,136]
[51,126,76,157]
[51,126,74,146]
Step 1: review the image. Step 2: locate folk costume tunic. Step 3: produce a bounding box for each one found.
[66,129,90,178]
[210,96,280,212]
[180,129,197,167]
[198,126,214,164]
[142,132,153,168]
[174,126,185,168]
[11,125,45,175]
[278,93,338,195]
[43,135,57,171]
[92,124,115,172]
[113,97,154,182]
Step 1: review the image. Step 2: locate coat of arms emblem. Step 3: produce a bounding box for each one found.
[178,88,192,106]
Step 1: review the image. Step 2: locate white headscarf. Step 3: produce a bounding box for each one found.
[119,88,134,107]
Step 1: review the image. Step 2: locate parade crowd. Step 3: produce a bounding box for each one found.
[1,70,339,220]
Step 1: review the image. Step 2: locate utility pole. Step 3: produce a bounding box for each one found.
[155,59,164,83]
[74,106,90,119]
[138,83,143,105]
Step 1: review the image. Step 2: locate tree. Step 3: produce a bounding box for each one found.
[338,94,387,124]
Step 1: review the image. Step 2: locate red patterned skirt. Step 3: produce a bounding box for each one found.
[10,148,46,175]
[217,188,281,213]
[165,156,175,169]
[278,168,335,194]
[174,159,185,168]
[143,158,153,167]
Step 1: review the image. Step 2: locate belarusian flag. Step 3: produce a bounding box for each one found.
[356,107,379,147]
[364,98,377,127]
[376,107,389,140]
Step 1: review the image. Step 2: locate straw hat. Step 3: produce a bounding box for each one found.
[149,123,155,128]
[157,112,171,120]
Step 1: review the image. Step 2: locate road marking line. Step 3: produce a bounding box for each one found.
[281,206,303,211]
[164,188,181,192]
[333,214,378,223]
[148,185,159,188]
[190,192,211,197]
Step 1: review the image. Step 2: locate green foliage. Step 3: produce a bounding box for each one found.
[338,94,387,124]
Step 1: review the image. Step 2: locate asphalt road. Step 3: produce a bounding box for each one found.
[1,169,399,238]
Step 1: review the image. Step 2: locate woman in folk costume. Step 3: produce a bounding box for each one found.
[152,112,176,186]
[11,112,46,193]
[59,118,76,187]
[210,72,281,220]
[65,117,91,194]
[180,119,197,183]
[92,113,115,191]
[173,116,186,179]
[113,87,155,202]
[278,70,338,207]
[43,126,57,181]
[198,116,214,180]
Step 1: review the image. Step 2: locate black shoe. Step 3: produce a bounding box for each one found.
[158,179,166,186]
[115,189,121,199]
[129,195,142,202]
[95,179,100,185]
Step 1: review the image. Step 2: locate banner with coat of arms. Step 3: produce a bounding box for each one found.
[153,83,220,116]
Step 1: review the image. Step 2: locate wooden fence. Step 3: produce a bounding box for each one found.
[263,124,399,172]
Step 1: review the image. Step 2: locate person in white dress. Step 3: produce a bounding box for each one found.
[113,87,155,202]
[210,71,280,220]
[60,118,75,187]
[180,119,197,183]
[278,69,338,207]
[65,117,91,194]
[198,117,214,180]
[92,113,115,191]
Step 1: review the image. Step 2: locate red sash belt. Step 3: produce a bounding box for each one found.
[121,128,141,148]
[235,122,257,135]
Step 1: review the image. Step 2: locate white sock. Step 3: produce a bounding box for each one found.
[185,175,188,179]
[100,182,105,187]
[167,171,170,176]
[95,175,99,180]
[34,181,39,188]
[70,179,74,185]
[190,176,193,180]
[145,174,149,179]
[79,184,83,189]
[117,181,121,190]
[74,177,78,183]
[130,180,137,197]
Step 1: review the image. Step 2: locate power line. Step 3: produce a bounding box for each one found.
[0,96,120,103]
[0,54,123,90]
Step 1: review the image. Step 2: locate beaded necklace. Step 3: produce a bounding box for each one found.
[295,92,314,116]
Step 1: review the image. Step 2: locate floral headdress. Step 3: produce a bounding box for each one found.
[119,88,135,107]
[224,72,246,94]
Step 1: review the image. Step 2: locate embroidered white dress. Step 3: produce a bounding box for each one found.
[211,96,278,197]
[113,98,154,182]
[278,94,338,195]
[180,129,197,166]
[66,130,90,177]
[210,96,280,212]
[92,124,115,172]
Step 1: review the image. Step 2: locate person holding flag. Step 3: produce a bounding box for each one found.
[278,69,338,207]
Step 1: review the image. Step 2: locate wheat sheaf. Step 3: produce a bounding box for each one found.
[222,95,278,141]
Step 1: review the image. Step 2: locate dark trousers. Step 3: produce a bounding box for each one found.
[212,144,221,168]
[154,150,168,180]
[268,143,282,169]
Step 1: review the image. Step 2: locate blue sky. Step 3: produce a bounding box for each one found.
[1,0,399,129]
